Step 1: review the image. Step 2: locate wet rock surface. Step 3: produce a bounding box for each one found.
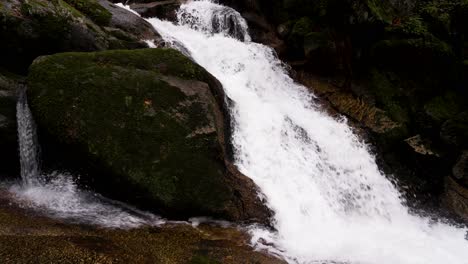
[0,190,284,264]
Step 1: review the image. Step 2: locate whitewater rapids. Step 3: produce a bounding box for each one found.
[143,1,468,263]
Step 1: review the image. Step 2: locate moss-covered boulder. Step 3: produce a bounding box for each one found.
[0,0,160,74]
[27,48,270,222]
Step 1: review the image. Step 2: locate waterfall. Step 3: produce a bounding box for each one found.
[12,86,161,228]
[177,0,250,41]
[144,1,468,263]
[16,85,42,186]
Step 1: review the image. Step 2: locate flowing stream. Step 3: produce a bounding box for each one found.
[144,1,468,263]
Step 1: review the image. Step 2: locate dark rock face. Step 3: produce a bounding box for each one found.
[0,0,160,74]
[453,151,468,187]
[0,71,22,177]
[27,48,270,223]
[444,176,468,222]
[448,150,468,223]
[441,112,468,148]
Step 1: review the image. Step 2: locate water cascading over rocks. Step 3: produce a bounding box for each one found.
[16,86,41,186]
[177,1,250,41]
[146,0,468,263]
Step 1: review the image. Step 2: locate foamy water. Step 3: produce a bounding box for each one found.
[142,1,468,263]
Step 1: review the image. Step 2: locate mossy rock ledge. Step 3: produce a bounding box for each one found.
[0,0,160,74]
[27,48,271,223]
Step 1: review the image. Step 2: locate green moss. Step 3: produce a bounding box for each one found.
[424,92,464,122]
[36,13,71,41]
[387,16,429,37]
[422,0,455,32]
[58,0,85,18]
[16,0,73,42]
[369,70,410,124]
[291,17,313,37]
[304,32,331,52]
[369,69,396,102]
[20,0,49,15]
[63,0,111,26]
[366,0,395,23]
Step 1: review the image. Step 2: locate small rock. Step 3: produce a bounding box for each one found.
[404,135,438,156]
[277,24,290,38]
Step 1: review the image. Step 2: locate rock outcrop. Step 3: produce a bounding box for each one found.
[0,71,23,177]
[0,0,160,74]
[27,48,270,223]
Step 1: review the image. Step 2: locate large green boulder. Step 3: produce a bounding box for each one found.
[27,48,270,222]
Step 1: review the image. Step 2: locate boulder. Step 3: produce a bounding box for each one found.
[0,71,23,177]
[97,0,162,41]
[27,48,270,223]
[0,0,159,73]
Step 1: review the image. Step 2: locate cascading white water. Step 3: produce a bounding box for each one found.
[176,0,250,41]
[145,1,468,263]
[12,87,162,228]
[16,86,41,186]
